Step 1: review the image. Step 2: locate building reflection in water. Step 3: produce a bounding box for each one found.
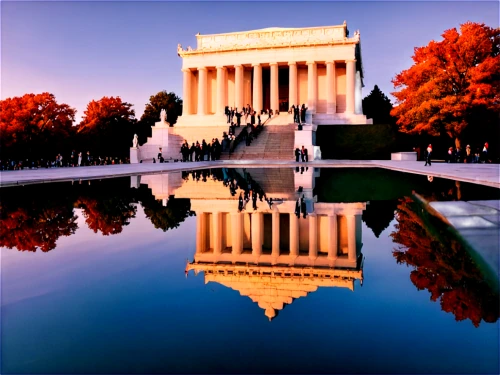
[137,168,366,320]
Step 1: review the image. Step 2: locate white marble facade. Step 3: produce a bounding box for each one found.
[176,23,372,125]
[133,23,372,162]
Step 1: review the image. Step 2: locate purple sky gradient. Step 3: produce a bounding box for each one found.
[2,1,498,123]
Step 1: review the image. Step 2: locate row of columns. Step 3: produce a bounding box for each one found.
[195,211,359,262]
[182,60,358,117]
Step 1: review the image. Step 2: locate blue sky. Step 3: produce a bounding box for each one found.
[2,1,498,123]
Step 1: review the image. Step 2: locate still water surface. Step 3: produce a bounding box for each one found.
[1,168,499,374]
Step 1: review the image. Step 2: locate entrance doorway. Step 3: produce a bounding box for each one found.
[279,67,289,113]
[262,68,270,112]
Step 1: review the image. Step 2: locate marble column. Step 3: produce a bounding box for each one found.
[327,214,338,261]
[213,212,222,255]
[270,62,279,112]
[223,68,228,111]
[182,69,192,116]
[347,214,357,262]
[216,66,226,115]
[196,212,206,255]
[308,214,318,260]
[345,60,356,114]
[307,61,317,113]
[289,213,299,258]
[326,62,336,114]
[197,67,207,115]
[252,64,262,113]
[288,62,297,107]
[355,71,363,115]
[235,65,244,111]
[231,212,243,256]
[272,212,280,259]
[251,212,262,257]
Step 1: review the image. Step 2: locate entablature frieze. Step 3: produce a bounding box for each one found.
[177,25,360,57]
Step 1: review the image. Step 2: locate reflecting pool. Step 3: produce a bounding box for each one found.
[1,168,499,374]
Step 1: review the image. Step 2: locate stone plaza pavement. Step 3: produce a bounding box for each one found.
[0,160,499,188]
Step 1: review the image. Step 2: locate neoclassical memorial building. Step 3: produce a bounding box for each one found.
[133,167,365,320]
[134,22,372,162]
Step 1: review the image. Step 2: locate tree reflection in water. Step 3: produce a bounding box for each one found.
[0,177,193,251]
[72,179,138,236]
[137,184,193,232]
[391,197,499,327]
[0,185,77,252]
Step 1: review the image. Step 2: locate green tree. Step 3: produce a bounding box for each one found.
[362,85,395,125]
[136,91,183,145]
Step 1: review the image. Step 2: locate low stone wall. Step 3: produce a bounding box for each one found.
[133,124,231,163]
[391,152,417,161]
[294,124,318,160]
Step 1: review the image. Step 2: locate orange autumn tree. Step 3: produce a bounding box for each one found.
[0,93,76,159]
[391,22,500,147]
[76,96,136,157]
[391,197,499,327]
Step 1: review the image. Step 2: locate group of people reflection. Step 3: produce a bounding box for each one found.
[1,168,498,328]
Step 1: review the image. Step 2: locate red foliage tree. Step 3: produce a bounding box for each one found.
[391,22,500,147]
[0,93,76,159]
[391,197,499,327]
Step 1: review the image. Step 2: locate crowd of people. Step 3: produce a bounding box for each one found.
[1,150,130,170]
[289,104,308,124]
[445,143,491,163]
[179,139,223,162]
[421,142,491,167]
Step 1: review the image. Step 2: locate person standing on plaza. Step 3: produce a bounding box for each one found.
[301,146,307,162]
[236,110,241,127]
[424,144,432,166]
[465,145,472,163]
[454,147,462,163]
[300,104,307,123]
[482,142,489,163]
[190,143,195,162]
[78,152,82,167]
[295,148,300,162]
[446,147,453,163]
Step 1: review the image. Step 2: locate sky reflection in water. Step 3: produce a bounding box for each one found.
[1,168,499,374]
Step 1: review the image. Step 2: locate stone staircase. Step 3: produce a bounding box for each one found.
[221,122,295,160]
